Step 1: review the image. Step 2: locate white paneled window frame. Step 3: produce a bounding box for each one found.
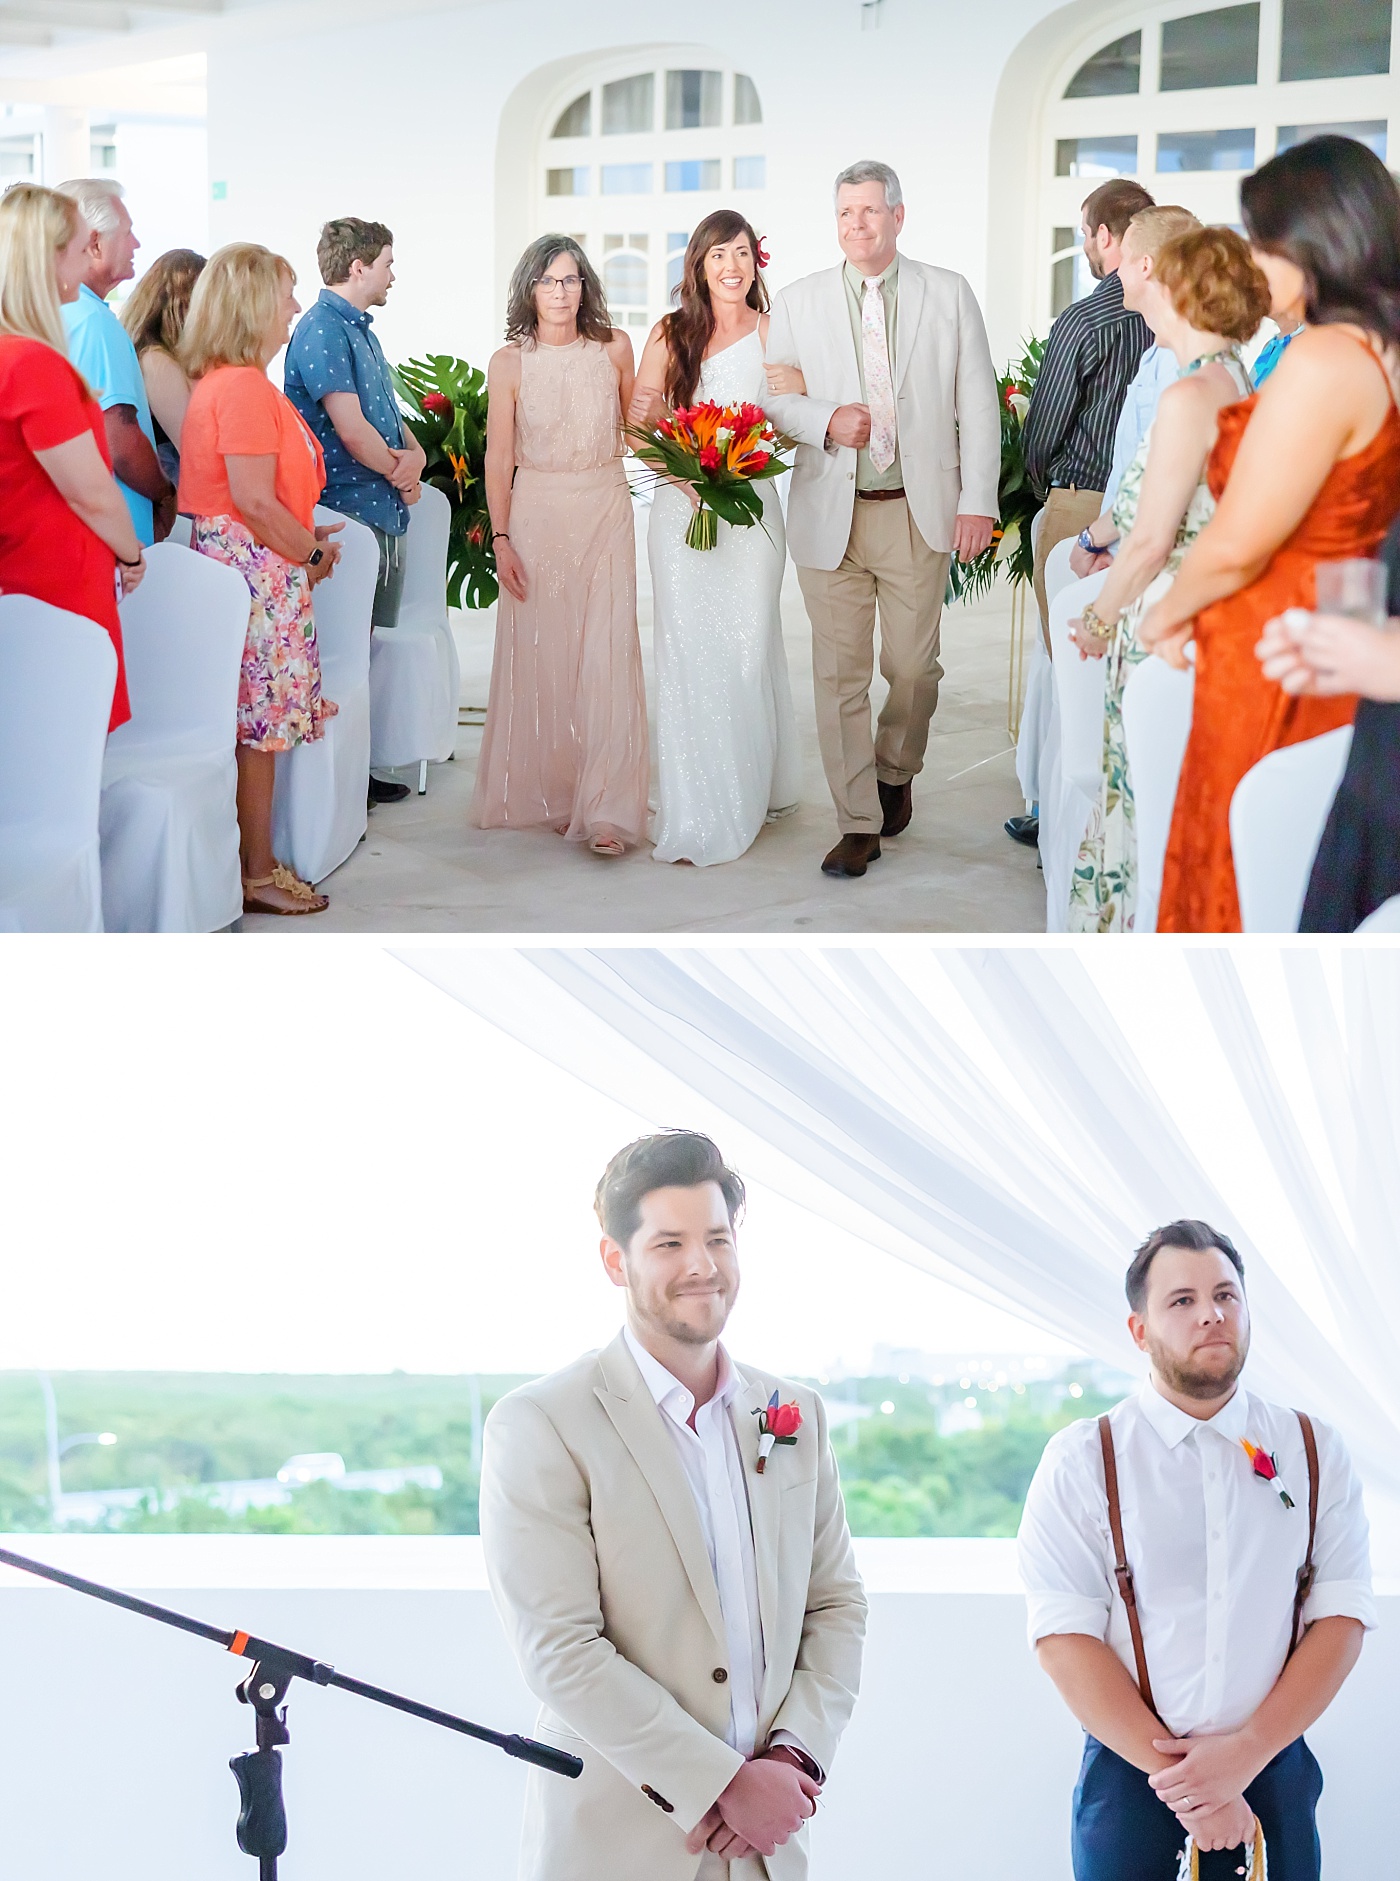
[535,45,768,339]
[1037,0,1395,329]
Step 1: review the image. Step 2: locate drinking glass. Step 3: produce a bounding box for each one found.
[1314,558,1391,628]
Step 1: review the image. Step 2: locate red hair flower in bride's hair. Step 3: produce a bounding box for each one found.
[755,237,770,270]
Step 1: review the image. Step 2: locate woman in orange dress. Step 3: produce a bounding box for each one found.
[1139,135,1400,932]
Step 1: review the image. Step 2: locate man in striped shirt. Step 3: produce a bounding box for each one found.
[1024,178,1155,652]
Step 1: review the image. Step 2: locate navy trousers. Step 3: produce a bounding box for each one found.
[1071,1735,1323,1881]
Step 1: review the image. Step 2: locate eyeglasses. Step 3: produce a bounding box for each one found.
[538,274,583,294]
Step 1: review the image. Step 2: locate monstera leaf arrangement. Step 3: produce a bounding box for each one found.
[945,333,1047,605]
[391,355,496,609]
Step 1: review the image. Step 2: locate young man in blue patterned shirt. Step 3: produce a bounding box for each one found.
[284,217,427,803]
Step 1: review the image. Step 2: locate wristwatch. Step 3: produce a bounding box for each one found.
[306,546,325,568]
[1077,528,1103,555]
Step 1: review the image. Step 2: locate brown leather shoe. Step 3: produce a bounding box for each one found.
[878,779,913,837]
[821,833,882,877]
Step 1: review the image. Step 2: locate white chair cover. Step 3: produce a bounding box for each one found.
[167,515,193,548]
[271,507,375,884]
[1120,651,1195,935]
[1040,562,1109,930]
[1230,725,1354,932]
[368,483,459,777]
[1013,510,1053,809]
[0,597,116,932]
[1358,894,1400,932]
[99,543,247,932]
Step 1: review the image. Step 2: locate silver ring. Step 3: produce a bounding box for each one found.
[1182,1796,1194,1810]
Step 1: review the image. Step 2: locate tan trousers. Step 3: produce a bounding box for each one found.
[1032,486,1102,654]
[797,496,951,836]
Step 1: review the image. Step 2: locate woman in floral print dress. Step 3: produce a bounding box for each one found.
[1066,223,1268,933]
[179,242,343,916]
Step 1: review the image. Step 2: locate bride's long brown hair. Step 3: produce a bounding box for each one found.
[662,210,769,409]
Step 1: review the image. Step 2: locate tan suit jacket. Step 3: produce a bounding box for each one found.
[479,1332,867,1881]
[763,254,1001,570]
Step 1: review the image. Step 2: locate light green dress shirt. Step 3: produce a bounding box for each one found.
[842,255,903,492]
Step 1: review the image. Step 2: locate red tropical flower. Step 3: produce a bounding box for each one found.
[1241,1438,1295,1508]
[699,442,721,471]
[755,237,771,270]
[768,1401,802,1438]
[421,391,454,421]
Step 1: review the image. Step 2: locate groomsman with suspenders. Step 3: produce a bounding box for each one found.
[1019,1220,1374,1881]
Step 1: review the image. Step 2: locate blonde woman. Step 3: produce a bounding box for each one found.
[0,181,145,729]
[120,246,205,484]
[178,242,343,916]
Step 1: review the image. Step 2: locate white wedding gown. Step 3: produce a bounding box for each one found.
[649,328,801,865]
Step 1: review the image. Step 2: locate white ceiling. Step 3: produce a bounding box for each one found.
[0,3,226,51]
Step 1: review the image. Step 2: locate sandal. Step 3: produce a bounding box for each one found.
[242,863,328,916]
[588,831,627,858]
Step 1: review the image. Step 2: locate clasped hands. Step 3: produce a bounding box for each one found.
[1149,1730,1261,1854]
[685,1746,821,1862]
[387,440,426,505]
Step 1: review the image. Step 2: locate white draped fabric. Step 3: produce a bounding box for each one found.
[400,946,1400,1501]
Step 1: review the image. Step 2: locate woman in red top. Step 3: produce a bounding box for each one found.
[179,242,342,916]
[0,182,146,729]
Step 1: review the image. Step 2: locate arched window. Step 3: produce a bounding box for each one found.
[1037,0,1393,328]
[534,54,768,340]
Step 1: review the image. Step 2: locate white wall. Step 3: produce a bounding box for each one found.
[2,1536,1395,1881]
[204,0,1068,379]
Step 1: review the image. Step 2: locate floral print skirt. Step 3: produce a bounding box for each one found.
[192,515,337,752]
[1067,599,1150,935]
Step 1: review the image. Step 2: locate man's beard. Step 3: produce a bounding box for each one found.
[1086,245,1105,282]
[1147,1328,1249,1399]
[644,1286,733,1346]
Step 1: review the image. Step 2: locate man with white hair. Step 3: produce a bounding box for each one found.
[763,159,1000,879]
[57,178,175,544]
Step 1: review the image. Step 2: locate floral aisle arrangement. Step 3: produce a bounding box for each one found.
[391,355,496,609]
[628,400,790,551]
[946,334,1047,604]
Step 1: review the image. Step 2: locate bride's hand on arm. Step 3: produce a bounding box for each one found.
[627,323,671,434]
[765,361,806,398]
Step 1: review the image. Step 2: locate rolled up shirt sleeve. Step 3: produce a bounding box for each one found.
[1301,1419,1377,1632]
[1017,1424,1113,1649]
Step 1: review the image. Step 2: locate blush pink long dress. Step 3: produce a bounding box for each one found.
[469,337,649,848]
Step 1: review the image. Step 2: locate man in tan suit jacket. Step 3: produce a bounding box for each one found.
[764,159,1001,878]
[480,1130,867,1881]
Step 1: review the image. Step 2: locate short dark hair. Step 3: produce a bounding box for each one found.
[1126,1220,1245,1312]
[318,216,393,285]
[1082,178,1156,240]
[1241,133,1400,351]
[594,1131,746,1247]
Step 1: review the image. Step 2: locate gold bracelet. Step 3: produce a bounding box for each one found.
[1080,603,1117,642]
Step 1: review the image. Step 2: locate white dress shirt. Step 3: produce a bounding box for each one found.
[625,1327,767,1758]
[1017,1380,1375,1738]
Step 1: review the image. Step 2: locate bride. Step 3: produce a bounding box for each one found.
[629,210,803,866]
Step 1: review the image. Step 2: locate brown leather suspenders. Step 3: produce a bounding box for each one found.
[1097,1408,1320,1718]
[1098,1414,1164,1724]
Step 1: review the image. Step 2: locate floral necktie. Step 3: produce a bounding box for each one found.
[861,276,897,473]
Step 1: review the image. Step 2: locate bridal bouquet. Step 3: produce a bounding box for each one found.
[629,401,789,551]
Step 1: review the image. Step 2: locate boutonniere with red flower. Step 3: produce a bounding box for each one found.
[1240,1438,1295,1508]
[754,1391,801,1473]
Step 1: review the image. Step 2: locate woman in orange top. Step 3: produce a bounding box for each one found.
[179,242,343,917]
[1139,135,1400,933]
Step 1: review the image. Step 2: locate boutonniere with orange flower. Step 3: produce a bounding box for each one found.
[1241,1438,1295,1509]
[754,1392,802,1473]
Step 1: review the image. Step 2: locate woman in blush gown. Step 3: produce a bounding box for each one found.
[471,235,648,856]
[629,210,802,866]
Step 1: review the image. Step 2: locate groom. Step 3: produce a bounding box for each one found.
[764,159,1001,877]
[480,1130,867,1880]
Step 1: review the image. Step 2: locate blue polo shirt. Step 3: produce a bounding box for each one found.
[283,288,407,536]
[62,282,157,545]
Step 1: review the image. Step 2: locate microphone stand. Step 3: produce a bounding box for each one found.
[0,1542,582,1879]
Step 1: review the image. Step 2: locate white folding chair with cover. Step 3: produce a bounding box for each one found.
[99,542,247,932]
[271,507,376,885]
[368,483,459,792]
[0,596,116,932]
[1358,894,1400,931]
[1039,565,1109,929]
[1120,651,1195,935]
[1230,725,1354,932]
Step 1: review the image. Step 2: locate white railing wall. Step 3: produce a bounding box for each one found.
[1,1537,1394,1880]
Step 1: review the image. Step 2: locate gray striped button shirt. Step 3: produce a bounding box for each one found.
[1023,271,1151,499]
